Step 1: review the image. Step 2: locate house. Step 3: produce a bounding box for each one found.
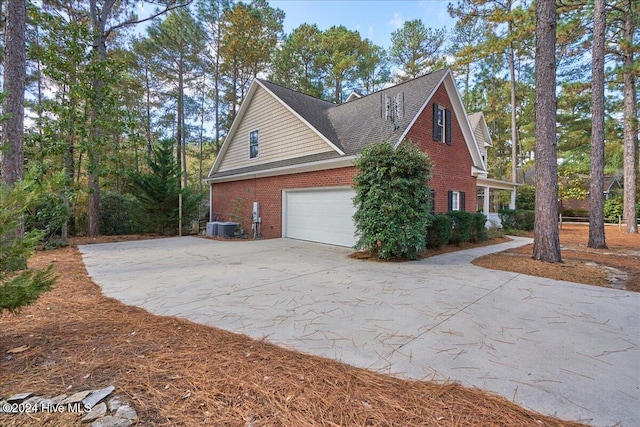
[522,168,623,215]
[469,112,520,226]
[560,176,623,214]
[205,68,517,247]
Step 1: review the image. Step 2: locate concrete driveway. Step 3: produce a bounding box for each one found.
[80,237,639,427]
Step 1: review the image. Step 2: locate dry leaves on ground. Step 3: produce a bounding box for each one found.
[473,224,640,292]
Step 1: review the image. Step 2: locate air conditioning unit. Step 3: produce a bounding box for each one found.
[206,221,220,236]
[217,222,238,238]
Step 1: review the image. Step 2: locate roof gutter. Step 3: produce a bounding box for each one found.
[204,155,357,184]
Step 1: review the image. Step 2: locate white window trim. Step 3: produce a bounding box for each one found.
[451,191,460,211]
[437,108,446,144]
[249,129,259,159]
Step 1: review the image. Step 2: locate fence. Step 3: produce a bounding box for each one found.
[558,214,639,230]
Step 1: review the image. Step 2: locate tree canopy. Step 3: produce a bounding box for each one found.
[0,0,635,241]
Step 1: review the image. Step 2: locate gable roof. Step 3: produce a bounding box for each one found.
[328,68,448,156]
[208,68,486,181]
[604,176,622,193]
[468,112,493,148]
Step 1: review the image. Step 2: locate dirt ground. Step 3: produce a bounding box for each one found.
[473,224,640,292]
[0,235,598,426]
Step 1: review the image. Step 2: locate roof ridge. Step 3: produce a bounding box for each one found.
[256,78,336,107]
[342,68,450,104]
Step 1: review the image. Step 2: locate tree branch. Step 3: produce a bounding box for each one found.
[105,0,191,37]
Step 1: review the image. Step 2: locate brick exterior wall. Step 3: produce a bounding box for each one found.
[211,167,357,239]
[406,84,478,214]
[210,83,478,239]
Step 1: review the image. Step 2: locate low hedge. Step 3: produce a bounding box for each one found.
[446,211,474,245]
[425,214,452,249]
[471,212,488,243]
[498,209,535,231]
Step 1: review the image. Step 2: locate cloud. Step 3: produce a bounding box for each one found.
[389,12,403,29]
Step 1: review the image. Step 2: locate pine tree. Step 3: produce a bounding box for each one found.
[389,19,446,81]
[270,24,326,98]
[131,139,200,235]
[533,0,562,263]
[1,175,57,314]
[588,0,607,248]
[1,0,26,189]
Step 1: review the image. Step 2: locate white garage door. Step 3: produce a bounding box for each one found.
[283,187,357,247]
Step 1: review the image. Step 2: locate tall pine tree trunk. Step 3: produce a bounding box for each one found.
[87,0,111,237]
[508,35,518,184]
[1,0,26,188]
[214,0,222,153]
[622,0,638,233]
[588,0,607,248]
[1,0,26,268]
[533,0,562,263]
[145,66,153,157]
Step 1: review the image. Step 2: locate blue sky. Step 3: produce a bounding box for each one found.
[269,1,456,49]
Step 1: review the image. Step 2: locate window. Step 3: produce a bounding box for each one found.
[432,103,452,145]
[249,130,259,159]
[451,191,460,211]
[448,190,466,212]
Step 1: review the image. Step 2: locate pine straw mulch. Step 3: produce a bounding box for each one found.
[0,241,586,426]
[473,223,640,292]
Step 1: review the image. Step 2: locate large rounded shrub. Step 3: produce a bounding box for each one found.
[353,141,432,260]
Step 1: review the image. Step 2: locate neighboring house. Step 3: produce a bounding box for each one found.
[560,176,623,213]
[205,68,516,247]
[523,168,623,214]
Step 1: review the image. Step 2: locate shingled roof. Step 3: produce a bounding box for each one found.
[256,68,448,156]
[208,67,485,180]
[257,79,344,153]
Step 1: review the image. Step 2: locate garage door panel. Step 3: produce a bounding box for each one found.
[284,188,357,247]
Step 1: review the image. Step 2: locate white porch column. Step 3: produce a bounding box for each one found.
[510,188,516,209]
[483,186,490,215]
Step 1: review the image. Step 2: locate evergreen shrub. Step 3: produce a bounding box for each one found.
[446,211,473,245]
[100,192,140,235]
[425,214,452,249]
[353,141,432,260]
[471,212,488,243]
[499,209,535,231]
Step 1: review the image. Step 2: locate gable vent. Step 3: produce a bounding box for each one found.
[381,92,404,130]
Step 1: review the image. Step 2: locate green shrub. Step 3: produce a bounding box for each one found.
[499,209,535,231]
[24,192,69,243]
[471,212,488,243]
[100,192,141,235]
[516,184,535,210]
[604,198,623,221]
[353,141,432,260]
[1,173,58,313]
[425,214,452,249]
[446,211,473,245]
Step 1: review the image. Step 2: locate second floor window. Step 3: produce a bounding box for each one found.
[433,103,452,146]
[249,130,259,159]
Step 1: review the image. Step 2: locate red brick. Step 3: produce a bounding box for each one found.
[211,84,478,239]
